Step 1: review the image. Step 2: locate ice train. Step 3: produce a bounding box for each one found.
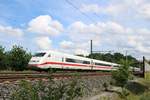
[28,50,120,71]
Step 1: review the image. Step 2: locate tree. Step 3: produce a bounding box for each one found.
[112,59,132,87]
[103,53,113,62]
[113,53,125,64]
[7,45,31,71]
[0,46,6,70]
[87,52,140,67]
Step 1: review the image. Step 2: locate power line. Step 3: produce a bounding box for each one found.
[79,0,104,21]
[65,0,96,23]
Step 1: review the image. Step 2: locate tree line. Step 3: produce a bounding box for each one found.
[0,45,141,71]
[0,45,31,71]
[87,52,141,67]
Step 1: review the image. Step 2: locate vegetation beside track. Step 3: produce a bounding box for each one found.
[0,45,31,71]
[96,60,150,100]
[0,74,112,100]
[98,77,150,100]
[10,77,84,100]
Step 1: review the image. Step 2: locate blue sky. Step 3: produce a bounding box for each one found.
[0,0,150,59]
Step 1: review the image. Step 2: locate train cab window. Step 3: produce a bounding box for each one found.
[33,52,46,57]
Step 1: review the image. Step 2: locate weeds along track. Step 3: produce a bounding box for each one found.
[0,71,111,83]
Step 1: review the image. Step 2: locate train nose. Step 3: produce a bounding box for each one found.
[28,57,42,64]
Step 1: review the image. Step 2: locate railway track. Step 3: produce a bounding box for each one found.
[0,71,111,83]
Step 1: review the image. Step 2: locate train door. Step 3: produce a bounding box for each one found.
[91,60,94,70]
[44,53,52,69]
[53,53,62,69]
[61,57,64,69]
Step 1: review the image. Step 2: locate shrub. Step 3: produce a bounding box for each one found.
[140,92,150,100]
[7,45,31,71]
[112,59,132,88]
[10,77,84,100]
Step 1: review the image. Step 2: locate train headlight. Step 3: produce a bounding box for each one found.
[36,60,39,62]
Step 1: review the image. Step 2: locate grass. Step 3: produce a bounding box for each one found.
[115,77,150,100]
[99,76,150,100]
[145,72,150,81]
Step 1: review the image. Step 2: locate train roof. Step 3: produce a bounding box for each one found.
[35,50,119,66]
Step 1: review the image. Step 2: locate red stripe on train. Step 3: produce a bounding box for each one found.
[30,61,112,69]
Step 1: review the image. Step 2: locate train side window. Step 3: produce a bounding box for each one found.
[66,58,75,63]
[95,62,110,66]
[83,61,90,64]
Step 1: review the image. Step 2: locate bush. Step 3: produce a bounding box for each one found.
[140,92,150,100]
[0,46,6,70]
[112,59,132,87]
[118,88,130,100]
[103,82,109,91]
[10,77,84,100]
[7,45,31,71]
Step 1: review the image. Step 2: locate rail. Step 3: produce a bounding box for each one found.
[0,71,111,83]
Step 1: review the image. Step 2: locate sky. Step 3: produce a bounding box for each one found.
[0,0,150,59]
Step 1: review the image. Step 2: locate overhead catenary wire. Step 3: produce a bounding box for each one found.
[65,0,96,23]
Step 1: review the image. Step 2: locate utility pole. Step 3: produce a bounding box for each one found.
[90,40,93,70]
[91,40,93,59]
[142,56,145,78]
[90,40,114,55]
[90,40,93,56]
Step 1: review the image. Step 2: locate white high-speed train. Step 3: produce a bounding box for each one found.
[28,50,119,71]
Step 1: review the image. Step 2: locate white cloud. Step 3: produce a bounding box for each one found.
[35,36,52,50]
[80,0,150,20]
[80,3,127,16]
[138,4,150,19]
[68,21,127,45]
[0,25,23,37]
[80,4,101,14]
[66,20,150,58]
[59,40,90,56]
[60,40,74,49]
[74,48,89,56]
[137,28,150,35]
[102,21,126,34]
[127,28,150,54]
[69,21,104,34]
[28,15,63,36]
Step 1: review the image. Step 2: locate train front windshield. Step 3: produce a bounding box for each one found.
[33,52,46,57]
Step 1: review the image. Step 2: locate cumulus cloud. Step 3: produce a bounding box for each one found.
[35,36,52,50]
[80,4,102,14]
[59,40,89,56]
[66,19,150,58]
[60,40,74,49]
[74,48,89,56]
[67,21,128,52]
[138,4,150,19]
[80,0,150,20]
[80,3,127,16]
[28,15,63,36]
[0,25,23,37]
[67,21,128,46]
